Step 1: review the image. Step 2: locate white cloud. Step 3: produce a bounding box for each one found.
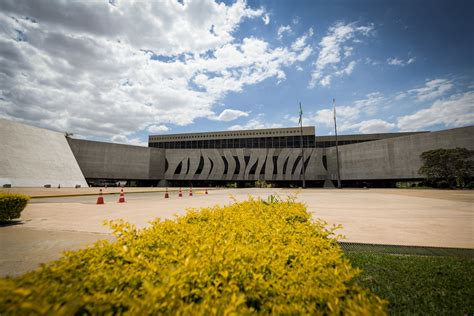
[407,78,453,102]
[289,78,473,135]
[210,109,249,121]
[397,91,474,131]
[290,92,385,132]
[387,57,416,66]
[262,13,270,25]
[111,135,147,147]
[228,114,282,130]
[277,25,291,39]
[344,119,395,134]
[310,22,374,88]
[0,0,264,56]
[334,60,356,77]
[147,124,169,133]
[365,57,379,66]
[0,0,312,145]
[291,27,313,50]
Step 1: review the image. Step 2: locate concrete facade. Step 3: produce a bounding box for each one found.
[0,119,87,187]
[68,139,165,180]
[163,148,325,182]
[324,126,474,181]
[1,118,472,186]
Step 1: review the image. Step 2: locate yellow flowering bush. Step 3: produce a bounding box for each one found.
[0,193,30,221]
[0,197,387,315]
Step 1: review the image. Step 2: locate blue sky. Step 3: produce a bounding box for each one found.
[0,0,472,145]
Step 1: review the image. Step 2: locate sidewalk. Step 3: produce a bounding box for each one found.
[0,187,217,198]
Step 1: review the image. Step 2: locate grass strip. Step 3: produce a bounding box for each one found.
[345,251,474,315]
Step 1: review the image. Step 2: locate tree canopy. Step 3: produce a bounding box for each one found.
[419,147,473,188]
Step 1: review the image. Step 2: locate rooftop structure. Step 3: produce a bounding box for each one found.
[148,126,426,149]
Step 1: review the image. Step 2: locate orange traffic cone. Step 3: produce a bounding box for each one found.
[189,187,193,197]
[118,188,126,203]
[165,187,169,199]
[205,189,208,195]
[96,189,104,204]
[178,187,183,197]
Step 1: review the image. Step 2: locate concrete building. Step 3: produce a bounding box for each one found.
[1,119,472,187]
[0,119,87,187]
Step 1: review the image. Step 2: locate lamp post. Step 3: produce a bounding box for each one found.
[299,102,306,189]
[333,98,342,189]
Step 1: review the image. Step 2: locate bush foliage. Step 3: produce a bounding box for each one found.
[0,193,30,221]
[0,198,386,315]
[419,147,473,188]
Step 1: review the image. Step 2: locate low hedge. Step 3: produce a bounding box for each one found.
[0,193,30,221]
[0,197,387,314]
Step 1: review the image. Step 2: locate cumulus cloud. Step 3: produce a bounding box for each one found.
[310,22,374,88]
[295,92,385,132]
[407,78,453,102]
[228,114,282,130]
[210,109,249,121]
[262,13,270,25]
[387,57,416,66]
[344,119,395,133]
[0,0,264,56]
[397,91,474,130]
[111,135,147,147]
[287,77,472,135]
[0,0,312,144]
[277,25,292,39]
[147,124,170,134]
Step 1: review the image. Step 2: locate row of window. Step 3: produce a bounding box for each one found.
[150,129,304,142]
[149,136,375,149]
[150,136,316,149]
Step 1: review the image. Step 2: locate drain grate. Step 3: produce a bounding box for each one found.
[339,242,474,259]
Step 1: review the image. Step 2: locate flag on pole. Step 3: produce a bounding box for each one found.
[333,98,336,121]
[298,102,303,125]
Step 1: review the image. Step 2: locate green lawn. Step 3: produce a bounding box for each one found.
[345,252,474,315]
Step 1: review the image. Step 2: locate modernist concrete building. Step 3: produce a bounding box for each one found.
[1,119,473,187]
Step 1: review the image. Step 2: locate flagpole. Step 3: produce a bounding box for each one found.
[299,102,306,189]
[333,98,342,189]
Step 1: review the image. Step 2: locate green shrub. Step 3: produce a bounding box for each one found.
[0,193,30,221]
[0,198,387,315]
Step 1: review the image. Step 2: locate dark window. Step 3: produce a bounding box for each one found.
[209,157,214,174]
[233,156,240,174]
[222,156,228,174]
[292,156,302,174]
[165,158,169,173]
[244,156,250,165]
[249,160,258,174]
[282,156,289,174]
[272,156,278,174]
[260,160,266,175]
[195,156,204,174]
[304,156,310,171]
[174,161,182,174]
[186,158,190,174]
[322,155,328,170]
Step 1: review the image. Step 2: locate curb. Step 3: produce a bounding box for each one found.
[30,188,220,199]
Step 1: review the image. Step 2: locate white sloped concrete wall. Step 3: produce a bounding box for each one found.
[0,119,88,187]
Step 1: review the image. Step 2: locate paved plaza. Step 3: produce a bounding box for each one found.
[1,188,473,276]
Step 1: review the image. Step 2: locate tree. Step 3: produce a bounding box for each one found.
[419,148,473,188]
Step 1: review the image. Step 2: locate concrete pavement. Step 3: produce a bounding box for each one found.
[1,188,472,276]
